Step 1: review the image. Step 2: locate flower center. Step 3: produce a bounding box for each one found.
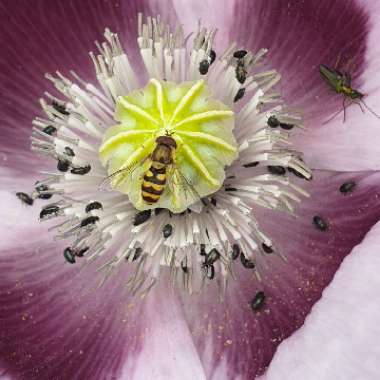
[24,14,312,296]
[99,79,237,213]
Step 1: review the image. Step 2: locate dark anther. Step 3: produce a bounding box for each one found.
[57,159,70,172]
[163,224,173,238]
[313,215,329,231]
[199,60,210,75]
[64,146,75,157]
[231,244,240,260]
[280,122,294,130]
[42,125,57,135]
[35,184,47,192]
[202,263,215,279]
[70,165,91,175]
[268,166,286,175]
[340,180,356,194]
[200,244,206,256]
[262,243,273,254]
[52,101,70,115]
[211,198,217,206]
[181,260,188,273]
[236,61,247,84]
[80,216,99,227]
[240,252,255,269]
[154,208,163,215]
[35,184,53,200]
[133,210,152,226]
[85,201,103,213]
[225,187,237,192]
[205,248,220,265]
[127,247,142,261]
[75,246,89,257]
[267,115,295,130]
[37,192,53,200]
[233,50,247,59]
[16,192,34,206]
[209,50,216,65]
[243,162,259,168]
[267,115,280,128]
[134,247,142,261]
[63,247,76,264]
[251,291,266,311]
[206,264,215,279]
[234,88,246,103]
[39,205,60,219]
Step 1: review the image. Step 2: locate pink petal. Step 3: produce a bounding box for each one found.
[178,170,380,379]
[261,220,380,380]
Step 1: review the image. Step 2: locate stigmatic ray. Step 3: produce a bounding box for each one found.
[30,14,312,296]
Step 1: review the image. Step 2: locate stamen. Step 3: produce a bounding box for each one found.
[26,14,311,297]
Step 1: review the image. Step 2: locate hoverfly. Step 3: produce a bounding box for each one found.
[100,135,202,212]
[319,63,380,123]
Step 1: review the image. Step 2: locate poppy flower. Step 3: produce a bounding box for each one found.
[1,1,380,379]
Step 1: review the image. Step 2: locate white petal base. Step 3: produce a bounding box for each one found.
[121,285,207,380]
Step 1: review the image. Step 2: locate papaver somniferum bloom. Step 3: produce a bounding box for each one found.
[1,1,380,379]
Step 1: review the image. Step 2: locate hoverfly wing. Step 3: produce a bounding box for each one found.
[98,167,132,192]
[99,157,148,192]
[168,165,204,212]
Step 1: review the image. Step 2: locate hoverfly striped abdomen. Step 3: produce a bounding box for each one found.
[142,164,167,204]
[141,136,177,204]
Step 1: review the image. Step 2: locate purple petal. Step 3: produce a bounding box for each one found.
[222,0,380,171]
[0,178,147,378]
[292,0,380,171]
[0,189,205,380]
[0,240,143,379]
[171,0,380,170]
[262,220,380,380]
[178,170,380,379]
[0,0,155,170]
[0,170,205,379]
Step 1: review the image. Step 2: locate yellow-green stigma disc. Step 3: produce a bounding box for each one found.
[99,79,237,213]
